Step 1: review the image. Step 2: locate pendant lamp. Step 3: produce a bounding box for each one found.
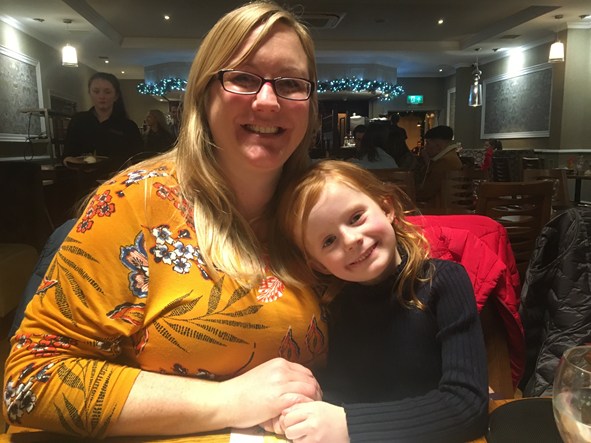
[61,19,78,67]
[468,62,482,107]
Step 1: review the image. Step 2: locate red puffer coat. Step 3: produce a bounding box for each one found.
[409,214,525,387]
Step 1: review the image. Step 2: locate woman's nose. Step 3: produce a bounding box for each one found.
[253,82,280,111]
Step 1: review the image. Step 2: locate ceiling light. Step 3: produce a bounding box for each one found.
[580,14,591,20]
[549,15,565,63]
[437,18,444,25]
[61,19,78,67]
[164,15,170,20]
[468,49,482,107]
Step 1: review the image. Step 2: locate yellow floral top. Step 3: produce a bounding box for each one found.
[3,162,328,438]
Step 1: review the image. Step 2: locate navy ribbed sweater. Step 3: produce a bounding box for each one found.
[322,259,489,442]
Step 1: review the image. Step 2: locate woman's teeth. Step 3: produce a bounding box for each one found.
[246,125,280,134]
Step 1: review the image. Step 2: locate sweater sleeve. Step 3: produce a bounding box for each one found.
[342,260,489,442]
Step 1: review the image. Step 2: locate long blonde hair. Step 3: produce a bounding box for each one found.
[272,161,432,307]
[139,1,318,286]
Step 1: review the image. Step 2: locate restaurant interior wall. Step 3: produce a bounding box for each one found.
[0,20,94,161]
[561,27,591,150]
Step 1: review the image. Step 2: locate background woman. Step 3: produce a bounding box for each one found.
[143,109,176,153]
[349,122,398,169]
[4,2,325,438]
[63,72,143,172]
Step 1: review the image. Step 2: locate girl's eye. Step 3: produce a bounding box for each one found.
[350,212,363,224]
[322,236,336,249]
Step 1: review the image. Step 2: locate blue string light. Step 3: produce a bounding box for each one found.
[317,77,405,101]
[138,76,405,102]
[137,77,187,96]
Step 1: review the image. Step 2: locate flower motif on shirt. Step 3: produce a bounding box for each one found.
[107,302,146,326]
[279,327,301,362]
[153,182,179,201]
[121,168,169,187]
[120,231,149,298]
[150,224,209,279]
[4,362,54,424]
[305,315,325,357]
[257,276,285,303]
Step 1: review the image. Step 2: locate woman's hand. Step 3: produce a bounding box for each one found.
[220,357,322,429]
[281,401,349,443]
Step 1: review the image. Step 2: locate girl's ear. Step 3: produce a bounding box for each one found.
[382,197,395,223]
[309,258,331,275]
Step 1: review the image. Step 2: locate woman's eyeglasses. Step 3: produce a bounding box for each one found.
[217,70,314,101]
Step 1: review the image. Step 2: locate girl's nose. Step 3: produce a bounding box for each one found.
[342,228,361,249]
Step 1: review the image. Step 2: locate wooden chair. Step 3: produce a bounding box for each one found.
[521,156,545,170]
[522,168,572,212]
[440,168,489,214]
[475,180,553,280]
[371,168,416,204]
[491,156,518,182]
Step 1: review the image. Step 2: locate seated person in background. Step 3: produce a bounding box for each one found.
[481,139,502,171]
[143,109,176,153]
[273,160,488,442]
[349,122,398,169]
[63,72,143,173]
[352,124,366,149]
[415,125,462,204]
[386,113,415,168]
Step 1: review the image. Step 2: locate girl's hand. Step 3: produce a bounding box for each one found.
[219,358,322,429]
[281,401,349,443]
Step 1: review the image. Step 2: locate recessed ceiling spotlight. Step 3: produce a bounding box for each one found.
[438,67,443,72]
[437,18,444,25]
[105,60,109,64]
[121,71,125,74]
[164,15,170,20]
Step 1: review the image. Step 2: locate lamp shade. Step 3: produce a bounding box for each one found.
[468,82,482,107]
[62,44,78,67]
[548,41,565,63]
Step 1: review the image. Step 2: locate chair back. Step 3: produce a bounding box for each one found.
[522,168,572,211]
[475,180,553,279]
[521,156,545,170]
[371,168,416,203]
[491,156,519,182]
[440,168,488,214]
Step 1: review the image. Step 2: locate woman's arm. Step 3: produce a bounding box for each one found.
[109,358,321,436]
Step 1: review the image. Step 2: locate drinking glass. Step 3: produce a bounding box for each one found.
[553,345,591,442]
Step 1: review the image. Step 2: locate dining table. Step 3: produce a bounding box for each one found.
[0,399,517,443]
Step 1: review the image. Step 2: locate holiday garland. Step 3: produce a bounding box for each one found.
[316,77,405,101]
[137,76,405,101]
[137,78,187,96]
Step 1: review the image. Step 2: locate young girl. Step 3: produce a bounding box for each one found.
[271,160,488,442]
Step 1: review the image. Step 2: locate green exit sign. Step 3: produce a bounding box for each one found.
[407,95,424,105]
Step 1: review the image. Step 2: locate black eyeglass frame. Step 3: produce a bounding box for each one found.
[216,69,315,101]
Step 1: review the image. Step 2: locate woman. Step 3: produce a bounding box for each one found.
[63,72,143,172]
[3,2,325,438]
[350,122,398,169]
[143,109,176,153]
